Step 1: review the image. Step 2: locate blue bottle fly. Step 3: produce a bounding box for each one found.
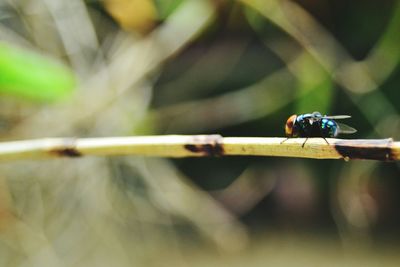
[283,111,356,147]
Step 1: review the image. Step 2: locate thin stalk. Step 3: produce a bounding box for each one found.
[0,135,398,161]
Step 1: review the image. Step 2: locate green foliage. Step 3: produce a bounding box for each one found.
[0,43,76,102]
[293,54,333,115]
[154,0,185,20]
[244,5,333,115]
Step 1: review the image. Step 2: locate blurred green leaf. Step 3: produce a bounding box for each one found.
[0,43,76,102]
[294,53,333,115]
[154,0,185,20]
[244,4,333,115]
[243,4,269,33]
[366,2,400,82]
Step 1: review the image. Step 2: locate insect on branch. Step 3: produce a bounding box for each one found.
[0,135,398,162]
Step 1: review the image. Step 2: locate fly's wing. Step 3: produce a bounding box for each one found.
[323,115,351,119]
[337,122,357,134]
[312,111,322,117]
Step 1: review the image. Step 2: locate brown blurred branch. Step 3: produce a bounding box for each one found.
[0,135,398,161]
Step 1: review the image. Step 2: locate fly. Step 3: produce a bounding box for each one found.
[282,111,357,147]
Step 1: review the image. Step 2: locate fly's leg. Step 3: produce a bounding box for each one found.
[317,122,330,146]
[301,137,308,148]
[280,138,289,144]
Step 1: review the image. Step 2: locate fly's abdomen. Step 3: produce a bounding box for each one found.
[320,118,338,137]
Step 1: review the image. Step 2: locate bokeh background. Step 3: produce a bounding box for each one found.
[0,0,400,266]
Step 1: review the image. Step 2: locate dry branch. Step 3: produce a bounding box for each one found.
[0,135,398,162]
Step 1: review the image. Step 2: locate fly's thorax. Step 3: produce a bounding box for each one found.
[296,115,315,136]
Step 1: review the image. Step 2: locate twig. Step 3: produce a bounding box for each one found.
[0,135,398,161]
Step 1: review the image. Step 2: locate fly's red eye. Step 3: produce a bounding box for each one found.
[285,114,297,137]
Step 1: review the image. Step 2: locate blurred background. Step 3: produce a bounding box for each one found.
[0,0,399,266]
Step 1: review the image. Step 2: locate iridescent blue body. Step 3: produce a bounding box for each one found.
[293,113,338,138]
[284,112,356,147]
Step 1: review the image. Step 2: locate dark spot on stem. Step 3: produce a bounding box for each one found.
[48,139,82,157]
[51,148,82,157]
[184,144,224,156]
[184,135,224,157]
[334,139,395,161]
